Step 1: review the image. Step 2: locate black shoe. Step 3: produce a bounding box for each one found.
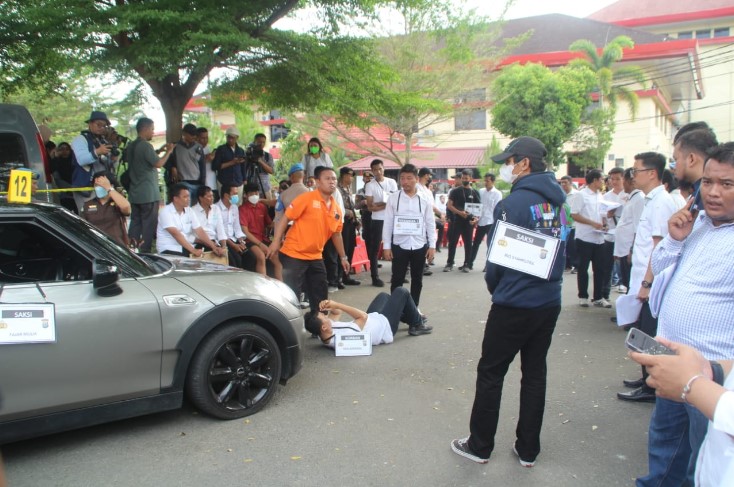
[409,323,433,336]
[460,265,470,273]
[623,377,645,389]
[337,282,346,290]
[617,386,656,403]
[378,263,382,268]
[343,277,361,286]
[436,248,442,253]
[443,265,453,272]
[372,278,385,287]
[423,268,433,276]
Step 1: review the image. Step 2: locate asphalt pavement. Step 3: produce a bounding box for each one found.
[2,243,654,487]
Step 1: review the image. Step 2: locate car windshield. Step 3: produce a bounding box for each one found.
[45,207,170,277]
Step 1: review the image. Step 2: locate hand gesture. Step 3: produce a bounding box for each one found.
[191,248,203,258]
[382,249,393,261]
[668,197,698,242]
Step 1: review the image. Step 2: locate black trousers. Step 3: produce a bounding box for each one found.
[469,223,493,268]
[435,219,444,248]
[447,219,473,267]
[128,202,159,253]
[366,288,422,332]
[638,301,659,381]
[619,255,631,289]
[575,239,605,300]
[368,220,385,279]
[601,241,615,300]
[279,252,327,313]
[564,228,577,269]
[323,238,339,287]
[390,244,428,307]
[338,218,357,282]
[361,213,372,253]
[468,303,561,461]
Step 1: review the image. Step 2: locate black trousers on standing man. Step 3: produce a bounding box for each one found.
[390,244,428,307]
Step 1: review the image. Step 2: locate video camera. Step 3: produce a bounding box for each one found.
[245,143,264,164]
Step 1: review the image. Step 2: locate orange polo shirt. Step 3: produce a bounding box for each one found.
[280,190,343,260]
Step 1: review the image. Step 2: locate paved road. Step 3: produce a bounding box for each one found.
[3,245,654,486]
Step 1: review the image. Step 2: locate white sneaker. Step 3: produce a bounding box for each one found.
[593,298,612,308]
[328,286,338,293]
[512,444,536,468]
[616,285,628,294]
[579,298,590,307]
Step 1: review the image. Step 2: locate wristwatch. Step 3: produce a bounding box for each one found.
[641,280,653,289]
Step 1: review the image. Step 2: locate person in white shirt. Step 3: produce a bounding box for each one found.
[156,183,225,258]
[617,152,679,404]
[304,287,433,345]
[613,168,644,294]
[197,128,218,200]
[382,164,436,307]
[559,176,579,271]
[192,186,227,249]
[570,170,609,307]
[364,159,398,287]
[602,167,627,301]
[214,184,248,268]
[469,172,503,270]
[631,339,733,487]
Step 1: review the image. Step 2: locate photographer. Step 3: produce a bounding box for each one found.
[244,133,274,198]
[70,110,120,211]
[212,127,246,201]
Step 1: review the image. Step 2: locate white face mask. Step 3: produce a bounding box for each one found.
[499,163,517,184]
[248,195,260,205]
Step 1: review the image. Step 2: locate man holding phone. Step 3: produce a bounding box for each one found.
[634,142,734,487]
[617,152,678,403]
[212,127,246,202]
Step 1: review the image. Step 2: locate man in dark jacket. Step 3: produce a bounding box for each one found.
[451,136,567,468]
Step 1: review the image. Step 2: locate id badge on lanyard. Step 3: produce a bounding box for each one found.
[393,191,424,236]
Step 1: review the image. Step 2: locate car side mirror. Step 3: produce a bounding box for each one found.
[93,259,122,297]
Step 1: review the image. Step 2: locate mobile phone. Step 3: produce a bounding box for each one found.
[625,328,675,355]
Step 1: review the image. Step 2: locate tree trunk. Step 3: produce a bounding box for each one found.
[404,133,413,166]
[158,96,187,143]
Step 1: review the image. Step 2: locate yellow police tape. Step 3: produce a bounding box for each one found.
[0,187,95,194]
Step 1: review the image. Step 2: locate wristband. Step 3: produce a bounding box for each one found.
[711,361,725,386]
[681,374,706,403]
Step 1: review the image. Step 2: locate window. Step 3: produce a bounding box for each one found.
[0,222,92,283]
[696,29,711,39]
[270,124,289,143]
[615,158,624,168]
[678,31,693,39]
[714,27,730,38]
[454,88,487,131]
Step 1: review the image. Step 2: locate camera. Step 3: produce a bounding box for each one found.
[245,143,264,164]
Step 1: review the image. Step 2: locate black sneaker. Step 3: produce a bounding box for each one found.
[343,277,361,286]
[408,323,433,336]
[460,265,470,273]
[372,278,385,287]
[450,437,489,464]
[423,268,433,276]
[443,265,453,272]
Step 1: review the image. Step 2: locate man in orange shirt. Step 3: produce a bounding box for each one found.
[267,166,350,313]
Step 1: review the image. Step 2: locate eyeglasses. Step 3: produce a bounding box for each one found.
[630,168,655,176]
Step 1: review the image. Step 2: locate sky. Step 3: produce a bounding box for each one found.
[143,0,620,130]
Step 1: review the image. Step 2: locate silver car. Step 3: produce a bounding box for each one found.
[0,202,304,444]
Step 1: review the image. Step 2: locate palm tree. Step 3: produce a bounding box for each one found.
[568,36,646,168]
[569,35,646,118]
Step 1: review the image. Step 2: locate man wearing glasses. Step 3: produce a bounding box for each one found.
[617,152,679,403]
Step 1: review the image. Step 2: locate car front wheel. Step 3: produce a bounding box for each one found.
[186,322,282,419]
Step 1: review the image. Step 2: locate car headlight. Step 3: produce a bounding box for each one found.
[271,279,300,309]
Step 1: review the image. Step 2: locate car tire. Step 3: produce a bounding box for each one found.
[186,322,282,419]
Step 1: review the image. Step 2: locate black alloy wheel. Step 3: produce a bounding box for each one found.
[186,322,282,419]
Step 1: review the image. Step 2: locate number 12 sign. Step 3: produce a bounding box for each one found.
[8,169,32,203]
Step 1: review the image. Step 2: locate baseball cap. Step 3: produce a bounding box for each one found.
[418,167,433,177]
[491,136,547,163]
[225,127,241,137]
[288,163,304,176]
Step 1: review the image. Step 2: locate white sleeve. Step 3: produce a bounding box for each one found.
[188,208,202,230]
[364,181,376,198]
[159,207,177,230]
[213,206,227,241]
[382,194,395,249]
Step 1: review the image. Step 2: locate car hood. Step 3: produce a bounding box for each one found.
[162,257,301,318]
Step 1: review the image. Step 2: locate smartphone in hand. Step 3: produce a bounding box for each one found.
[625,328,675,355]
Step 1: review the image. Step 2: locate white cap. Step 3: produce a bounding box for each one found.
[225,127,240,137]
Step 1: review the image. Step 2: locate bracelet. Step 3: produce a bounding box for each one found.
[681,374,706,403]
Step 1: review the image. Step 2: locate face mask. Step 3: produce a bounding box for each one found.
[669,160,676,170]
[462,180,470,187]
[248,195,260,205]
[499,163,517,184]
[94,186,108,199]
[309,146,320,155]
[230,195,240,205]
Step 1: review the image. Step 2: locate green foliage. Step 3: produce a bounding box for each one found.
[568,36,646,168]
[0,0,390,141]
[475,135,502,178]
[490,63,595,167]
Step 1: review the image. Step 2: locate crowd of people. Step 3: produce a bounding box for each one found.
[39,111,734,484]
